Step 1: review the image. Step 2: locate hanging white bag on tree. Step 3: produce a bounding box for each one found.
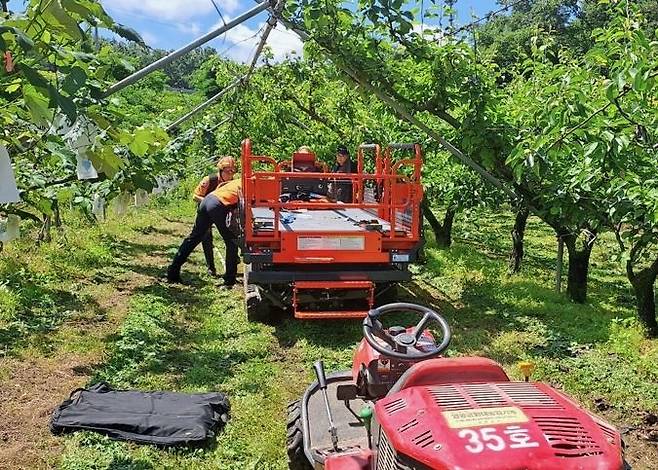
[113,192,132,216]
[91,194,106,221]
[0,145,20,203]
[152,175,166,195]
[134,189,149,207]
[76,155,99,180]
[66,118,99,180]
[0,214,21,243]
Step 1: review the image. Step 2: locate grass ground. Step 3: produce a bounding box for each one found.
[1,195,657,469]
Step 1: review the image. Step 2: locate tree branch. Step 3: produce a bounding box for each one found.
[20,174,78,195]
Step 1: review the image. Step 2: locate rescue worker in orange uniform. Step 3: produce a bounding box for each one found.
[190,161,227,276]
[167,156,242,286]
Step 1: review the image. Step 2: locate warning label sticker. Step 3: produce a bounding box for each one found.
[297,236,365,251]
[442,407,529,429]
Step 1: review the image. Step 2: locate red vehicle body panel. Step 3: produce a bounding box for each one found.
[374,381,624,470]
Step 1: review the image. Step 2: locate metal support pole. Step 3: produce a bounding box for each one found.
[208,115,233,132]
[167,77,243,132]
[102,0,272,98]
[260,1,518,200]
[166,15,278,133]
[246,16,278,78]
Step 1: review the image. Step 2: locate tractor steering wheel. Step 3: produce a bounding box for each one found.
[363,303,451,360]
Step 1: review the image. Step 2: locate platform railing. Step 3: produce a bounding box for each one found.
[240,139,423,245]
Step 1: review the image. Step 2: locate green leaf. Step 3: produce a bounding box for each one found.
[118,58,135,73]
[132,172,154,191]
[616,73,625,91]
[0,26,34,51]
[56,93,77,123]
[308,8,320,20]
[130,128,152,157]
[628,68,638,82]
[35,197,54,216]
[62,66,87,96]
[21,65,50,94]
[605,81,616,102]
[89,145,124,177]
[44,0,83,41]
[23,85,52,126]
[5,81,21,93]
[633,70,647,92]
[60,0,94,20]
[583,142,598,158]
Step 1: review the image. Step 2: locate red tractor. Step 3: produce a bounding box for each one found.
[286,303,628,469]
[240,139,424,322]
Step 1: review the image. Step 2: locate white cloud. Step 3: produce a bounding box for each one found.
[412,23,445,43]
[267,25,304,62]
[103,0,240,22]
[177,22,202,36]
[211,20,303,63]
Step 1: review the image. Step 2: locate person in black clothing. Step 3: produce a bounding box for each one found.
[190,163,224,276]
[329,145,354,203]
[167,157,241,286]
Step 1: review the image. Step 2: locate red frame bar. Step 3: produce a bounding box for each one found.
[241,139,423,256]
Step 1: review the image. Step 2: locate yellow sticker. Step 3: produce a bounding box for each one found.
[442,407,529,429]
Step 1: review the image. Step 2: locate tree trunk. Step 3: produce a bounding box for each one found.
[38,216,52,243]
[627,262,658,337]
[562,230,595,303]
[53,200,62,227]
[508,205,529,274]
[421,199,455,248]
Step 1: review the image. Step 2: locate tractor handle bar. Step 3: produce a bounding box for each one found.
[388,143,417,150]
[313,360,328,390]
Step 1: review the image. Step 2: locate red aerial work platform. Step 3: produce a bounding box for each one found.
[239,139,424,321]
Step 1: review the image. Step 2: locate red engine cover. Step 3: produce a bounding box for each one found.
[375,382,624,470]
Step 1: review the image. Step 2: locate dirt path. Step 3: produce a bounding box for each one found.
[0,214,191,469]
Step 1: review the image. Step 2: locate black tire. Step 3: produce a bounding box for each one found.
[243,262,272,323]
[244,282,271,323]
[286,400,312,470]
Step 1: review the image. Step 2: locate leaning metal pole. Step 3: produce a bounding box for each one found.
[208,114,233,132]
[166,15,278,132]
[259,0,518,200]
[102,0,272,98]
[167,77,244,132]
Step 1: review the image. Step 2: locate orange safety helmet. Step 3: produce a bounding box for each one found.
[216,156,236,171]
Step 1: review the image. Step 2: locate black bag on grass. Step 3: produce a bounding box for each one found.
[50,382,230,446]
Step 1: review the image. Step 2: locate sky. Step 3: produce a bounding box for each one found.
[7,0,499,62]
